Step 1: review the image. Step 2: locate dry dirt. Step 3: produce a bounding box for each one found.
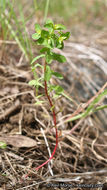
[0,26,107,189]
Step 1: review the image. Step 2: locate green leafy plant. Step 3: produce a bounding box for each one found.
[28,19,70,172]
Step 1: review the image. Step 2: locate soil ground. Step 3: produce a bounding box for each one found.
[0,25,107,189]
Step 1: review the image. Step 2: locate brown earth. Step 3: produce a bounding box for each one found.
[0,26,107,189]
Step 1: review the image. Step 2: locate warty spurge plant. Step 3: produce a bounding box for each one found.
[28,19,70,173]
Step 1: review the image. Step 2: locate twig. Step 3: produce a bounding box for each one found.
[70,118,84,135]
[91,129,107,162]
[4,152,17,175]
[0,40,17,44]
[6,152,24,161]
[0,91,33,102]
[18,107,23,134]
[17,53,24,66]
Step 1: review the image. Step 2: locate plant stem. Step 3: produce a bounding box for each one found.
[34,61,58,171]
[24,61,58,179]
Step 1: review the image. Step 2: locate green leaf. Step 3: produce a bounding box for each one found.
[52,71,63,79]
[48,38,54,48]
[35,94,45,105]
[45,19,54,25]
[46,52,53,64]
[36,95,43,99]
[31,54,45,64]
[35,23,41,34]
[54,33,65,49]
[59,32,70,41]
[44,20,54,31]
[35,63,43,69]
[29,79,44,88]
[35,100,45,105]
[54,24,66,30]
[28,80,37,86]
[37,38,51,48]
[32,33,40,40]
[44,19,54,30]
[44,65,52,81]
[31,66,37,78]
[54,85,64,94]
[40,47,49,53]
[50,105,55,111]
[59,36,66,42]
[36,37,44,45]
[44,23,54,31]
[50,85,64,95]
[56,40,64,49]
[53,53,66,63]
[53,94,60,99]
[43,39,51,47]
[41,30,49,38]
[0,142,7,149]
[62,92,73,102]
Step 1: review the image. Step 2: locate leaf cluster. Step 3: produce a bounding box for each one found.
[32,19,70,50]
[29,19,70,103]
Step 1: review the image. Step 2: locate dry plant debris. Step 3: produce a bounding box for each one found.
[0,26,107,189]
[0,135,37,148]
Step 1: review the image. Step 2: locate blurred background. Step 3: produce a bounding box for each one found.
[0,0,107,54]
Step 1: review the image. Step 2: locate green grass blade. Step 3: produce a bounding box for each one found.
[1,13,29,60]
[66,89,107,122]
[44,0,50,23]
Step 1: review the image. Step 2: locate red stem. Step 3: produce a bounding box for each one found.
[24,61,58,178]
[35,61,58,170]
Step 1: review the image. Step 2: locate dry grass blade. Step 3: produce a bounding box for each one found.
[40,127,54,176]
[65,42,107,75]
[91,129,107,162]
